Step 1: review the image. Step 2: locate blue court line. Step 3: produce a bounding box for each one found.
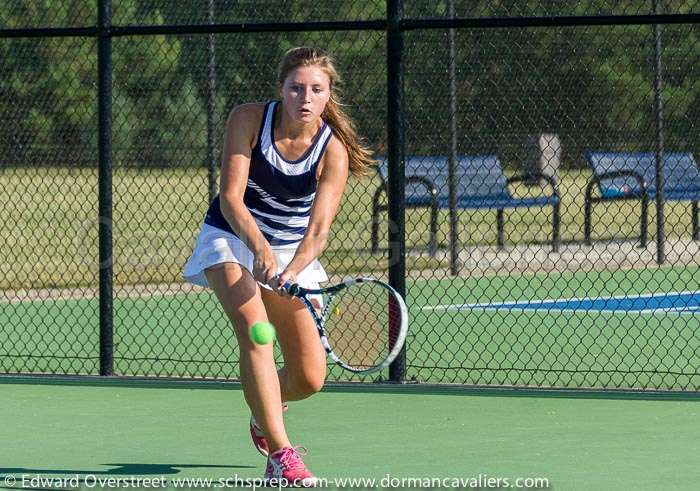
[424,290,700,315]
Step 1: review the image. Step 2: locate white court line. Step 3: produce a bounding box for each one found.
[422,290,700,315]
[422,306,700,317]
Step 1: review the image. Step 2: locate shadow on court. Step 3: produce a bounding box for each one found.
[0,462,252,477]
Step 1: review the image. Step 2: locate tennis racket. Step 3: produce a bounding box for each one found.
[281,277,409,375]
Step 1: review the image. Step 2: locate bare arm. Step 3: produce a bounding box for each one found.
[277,136,350,286]
[218,103,277,284]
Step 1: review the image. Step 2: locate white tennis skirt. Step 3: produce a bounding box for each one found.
[183,223,328,290]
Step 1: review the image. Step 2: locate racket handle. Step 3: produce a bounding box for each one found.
[282,281,301,296]
[270,275,292,292]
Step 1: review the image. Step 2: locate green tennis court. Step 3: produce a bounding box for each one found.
[1,378,698,490]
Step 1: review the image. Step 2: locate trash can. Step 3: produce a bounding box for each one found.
[525,133,561,186]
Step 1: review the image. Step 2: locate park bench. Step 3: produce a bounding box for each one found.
[371,155,561,254]
[584,152,700,246]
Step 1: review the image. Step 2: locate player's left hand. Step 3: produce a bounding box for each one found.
[273,269,298,296]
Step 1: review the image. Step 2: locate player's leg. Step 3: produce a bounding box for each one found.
[257,287,322,485]
[204,263,291,453]
[245,289,325,457]
[261,287,327,402]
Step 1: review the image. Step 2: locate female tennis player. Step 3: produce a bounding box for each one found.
[183,46,374,485]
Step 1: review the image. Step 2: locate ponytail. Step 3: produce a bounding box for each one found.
[321,92,376,177]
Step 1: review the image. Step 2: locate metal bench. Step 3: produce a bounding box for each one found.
[584,152,700,246]
[371,155,561,254]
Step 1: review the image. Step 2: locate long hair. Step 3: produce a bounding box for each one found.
[276,46,376,177]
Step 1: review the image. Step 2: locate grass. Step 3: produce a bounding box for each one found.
[0,166,697,289]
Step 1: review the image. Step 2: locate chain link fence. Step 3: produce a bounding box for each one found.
[1,1,698,390]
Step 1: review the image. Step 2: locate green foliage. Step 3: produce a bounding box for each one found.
[0,1,698,168]
[113,8,208,167]
[1,0,207,168]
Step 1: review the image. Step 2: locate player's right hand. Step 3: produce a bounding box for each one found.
[253,248,277,286]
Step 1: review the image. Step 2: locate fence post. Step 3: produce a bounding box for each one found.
[448,0,459,275]
[387,0,406,383]
[207,0,219,202]
[653,0,665,264]
[98,0,114,376]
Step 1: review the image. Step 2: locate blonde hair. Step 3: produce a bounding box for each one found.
[277,46,376,177]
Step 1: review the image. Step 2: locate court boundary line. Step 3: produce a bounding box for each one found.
[423,289,700,316]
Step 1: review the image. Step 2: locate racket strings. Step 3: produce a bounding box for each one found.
[323,282,398,370]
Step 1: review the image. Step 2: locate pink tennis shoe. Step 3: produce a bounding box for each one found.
[264,446,318,487]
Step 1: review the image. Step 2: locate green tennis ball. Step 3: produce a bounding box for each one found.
[250,321,276,345]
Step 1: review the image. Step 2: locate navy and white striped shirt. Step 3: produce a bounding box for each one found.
[205,101,333,246]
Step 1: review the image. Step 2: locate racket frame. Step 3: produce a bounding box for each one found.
[283,277,409,375]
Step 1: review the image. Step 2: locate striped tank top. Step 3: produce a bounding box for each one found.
[204,101,333,246]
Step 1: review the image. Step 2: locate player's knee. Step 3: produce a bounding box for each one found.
[291,370,325,398]
[297,378,324,398]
